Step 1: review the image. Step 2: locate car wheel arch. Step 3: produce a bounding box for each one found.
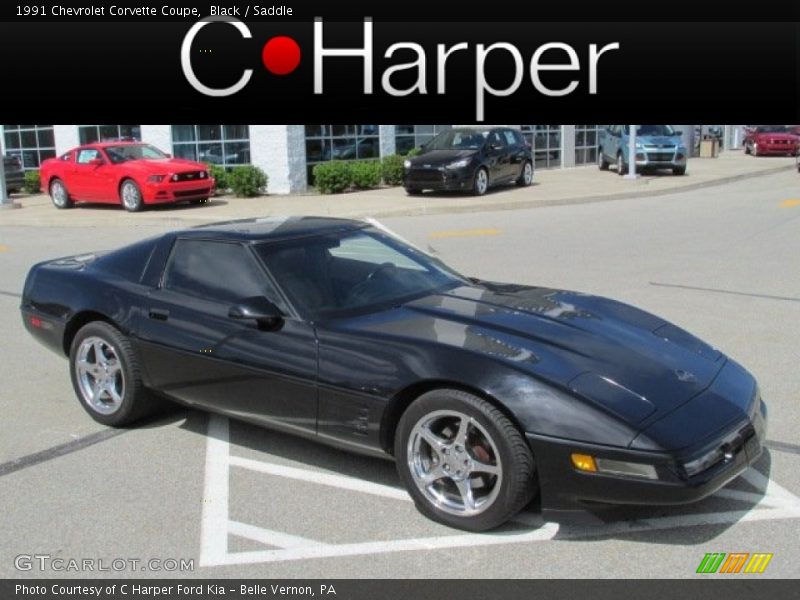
[63,310,121,356]
[379,379,529,457]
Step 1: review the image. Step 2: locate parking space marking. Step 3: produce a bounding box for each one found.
[0,244,9,252]
[779,199,800,208]
[199,415,800,568]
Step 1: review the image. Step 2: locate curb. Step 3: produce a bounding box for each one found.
[360,163,796,219]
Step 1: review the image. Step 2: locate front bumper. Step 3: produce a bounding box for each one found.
[633,147,687,169]
[143,180,215,204]
[753,141,797,155]
[403,166,473,191]
[527,398,767,512]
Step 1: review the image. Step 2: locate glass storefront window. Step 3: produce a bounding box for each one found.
[171,125,251,167]
[575,125,600,166]
[305,125,380,185]
[394,125,451,155]
[520,125,561,169]
[3,125,56,169]
[78,125,141,145]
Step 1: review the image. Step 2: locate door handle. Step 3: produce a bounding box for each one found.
[148,308,170,321]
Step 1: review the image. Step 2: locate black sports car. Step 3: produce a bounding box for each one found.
[21,217,766,531]
[403,127,533,196]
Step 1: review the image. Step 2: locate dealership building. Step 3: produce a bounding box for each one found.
[2,124,747,194]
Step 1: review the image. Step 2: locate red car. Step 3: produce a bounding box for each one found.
[39,142,215,211]
[743,125,799,157]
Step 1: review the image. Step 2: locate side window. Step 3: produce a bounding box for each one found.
[487,131,506,147]
[513,130,526,146]
[76,148,101,164]
[163,239,282,306]
[59,151,74,162]
[502,130,518,146]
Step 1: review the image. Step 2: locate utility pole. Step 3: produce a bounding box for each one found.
[0,133,10,207]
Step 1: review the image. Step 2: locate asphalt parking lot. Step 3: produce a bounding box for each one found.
[0,170,799,578]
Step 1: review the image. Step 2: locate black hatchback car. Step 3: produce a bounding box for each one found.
[403,127,533,196]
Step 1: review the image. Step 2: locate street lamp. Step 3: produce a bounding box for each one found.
[0,132,9,206]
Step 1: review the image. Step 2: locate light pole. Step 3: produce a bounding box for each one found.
[625,124,638,179]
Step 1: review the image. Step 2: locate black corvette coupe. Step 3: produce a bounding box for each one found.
[21,217,766,531]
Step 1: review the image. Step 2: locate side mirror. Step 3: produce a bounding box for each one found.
[89,158,104,166]
[229,297,283,330]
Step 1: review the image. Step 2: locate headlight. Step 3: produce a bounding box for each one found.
[171,174,179,182]
[199,171,207,179]
[403,159,412,169]
[446,158,470,169]
[147,175,166,183]
[635,142,644,150]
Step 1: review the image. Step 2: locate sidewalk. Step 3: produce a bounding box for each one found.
[1,151,795,228]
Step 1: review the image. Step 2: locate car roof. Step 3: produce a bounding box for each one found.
[178,216,369,242]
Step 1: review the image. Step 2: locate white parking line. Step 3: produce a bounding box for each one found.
[199,415,800,567]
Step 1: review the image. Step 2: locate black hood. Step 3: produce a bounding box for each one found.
[349,283,725,428]
[408,149,479,167]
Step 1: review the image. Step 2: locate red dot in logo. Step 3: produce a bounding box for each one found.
[261,36,301,75]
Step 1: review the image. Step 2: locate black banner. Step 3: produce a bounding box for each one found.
[0,18,797,122]
[3,580,799,600]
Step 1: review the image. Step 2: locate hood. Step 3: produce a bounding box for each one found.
[638,135,682,146]
[347,283,725,428]
[122,158,208,174]
[754,132,797,141]
[409,149,478,167]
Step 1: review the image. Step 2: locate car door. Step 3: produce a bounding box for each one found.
[605,125,620,159]
[73,147,115,201]
[485,130,512,181]
[134,238,319,434]
[503,129,527,178]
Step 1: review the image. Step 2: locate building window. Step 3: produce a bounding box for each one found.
[394,125,452,155]
[575,125,600,166]
[78,125,141,145]
[171,125,251,167]
[520,125,561,169]
[305,125,379,184]
[3,125,56,170]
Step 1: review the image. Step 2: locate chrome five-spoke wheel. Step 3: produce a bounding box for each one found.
[75,336,125,415]
[408,410,502,516]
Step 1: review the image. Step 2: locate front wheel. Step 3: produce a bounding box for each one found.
[395,389,537,531]
[672,166,687,176]
[616,152,627,176]
[405,188,422,196]
[120,179,144,212]
[516,161,533,186]
[472,167,489,196]
[69,321,158,426]
[189,197,209,205]
[598,150,609,170]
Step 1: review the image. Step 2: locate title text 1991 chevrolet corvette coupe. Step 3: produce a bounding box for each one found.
[38,141,214,212]
[20,217,767,531]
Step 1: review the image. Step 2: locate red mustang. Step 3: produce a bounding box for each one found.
[743,125,799,157]
[40,141,215,211]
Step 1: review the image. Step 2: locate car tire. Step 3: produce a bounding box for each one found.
[120,179,144,212]
[405,188,422,196]
[616,152,626,176]
[189,197,209,205]
[472,167,489,196]
[672,166,687,176]
[69,321,159,427]
[49,179,73,209]
[395,388,537,531]
[751,143,759,157]
[516,161,533,186]
[598,150,609,171]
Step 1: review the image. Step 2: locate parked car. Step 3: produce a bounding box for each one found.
[39,142,215,212]
[743,125,799,156]
[598,125,688,176]
[3,154,25,194]
[21,217,766,531]
[403,127,533,196]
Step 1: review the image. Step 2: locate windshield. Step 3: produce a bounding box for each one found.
[624,125,677,136]
[104,144,167,164]
[426,129,489,151]
[255,228,468,319]
[755,125,789,133]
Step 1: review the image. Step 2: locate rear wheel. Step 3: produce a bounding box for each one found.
[395,389,537,531]
[472,167,489,196]
[120,179,144,212]
[516,161,533,186]
[69,321,158,426]
[49,179,72,209]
